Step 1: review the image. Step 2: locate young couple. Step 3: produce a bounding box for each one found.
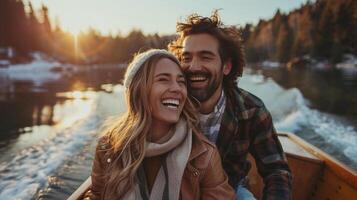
[87,11,292,200]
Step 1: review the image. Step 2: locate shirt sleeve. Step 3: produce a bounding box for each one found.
[250,106,292,200]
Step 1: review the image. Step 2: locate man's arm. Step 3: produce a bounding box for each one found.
[250,106,292,200]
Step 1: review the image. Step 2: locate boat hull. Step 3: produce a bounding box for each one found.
[248,133,357,200]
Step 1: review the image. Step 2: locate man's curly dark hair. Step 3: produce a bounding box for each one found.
[168,10,245,88]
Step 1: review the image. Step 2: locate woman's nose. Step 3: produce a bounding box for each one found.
[169,81,183,92]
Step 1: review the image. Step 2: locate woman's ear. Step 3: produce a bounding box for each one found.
[223,60,232,75]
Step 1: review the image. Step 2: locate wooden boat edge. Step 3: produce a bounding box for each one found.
[278,132,357,189]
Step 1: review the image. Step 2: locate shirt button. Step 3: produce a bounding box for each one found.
[193,171,199,176]
[107,158,111,163]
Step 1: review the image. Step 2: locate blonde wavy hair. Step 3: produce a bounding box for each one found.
[103,52,199,198]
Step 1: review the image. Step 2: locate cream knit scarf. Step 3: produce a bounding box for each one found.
[124,118,192,200]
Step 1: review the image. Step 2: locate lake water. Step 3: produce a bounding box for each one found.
[0,65,356,199]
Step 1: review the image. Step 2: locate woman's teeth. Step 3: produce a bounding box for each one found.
[162,99,180,109]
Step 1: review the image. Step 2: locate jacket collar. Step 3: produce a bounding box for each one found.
[188,130,209,161]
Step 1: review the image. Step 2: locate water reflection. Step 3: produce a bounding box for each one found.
[0,92,59,140]
[0,64,127,199]
[259,67,357,120]
[0,65,125,157]
[339,68,357,86]
[32,105,55,126]
[56,90,97,100]
[0,91,96,163]
[52,95,94,129]
[0,65,125,134]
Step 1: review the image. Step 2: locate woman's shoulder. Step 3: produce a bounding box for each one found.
[190,131,219,169]
[96,136,112,151]
[94,135,114,160]
[192,130,217,150]
[93,136,115,167]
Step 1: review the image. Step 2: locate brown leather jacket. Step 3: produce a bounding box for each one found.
[86,131,235,200]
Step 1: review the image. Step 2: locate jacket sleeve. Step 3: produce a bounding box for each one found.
[200,147,236,200]
[250,107,292,200]
[84,139,109,200]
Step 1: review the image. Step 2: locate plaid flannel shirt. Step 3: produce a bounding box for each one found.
[216,86,292,200]
[199,90,226,142]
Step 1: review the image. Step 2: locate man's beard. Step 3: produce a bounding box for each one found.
[188,72,223,102]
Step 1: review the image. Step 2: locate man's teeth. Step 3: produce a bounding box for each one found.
[190,75,207,81]
[162,99,180,108]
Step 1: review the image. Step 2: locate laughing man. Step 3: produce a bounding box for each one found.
[169,11,292,200]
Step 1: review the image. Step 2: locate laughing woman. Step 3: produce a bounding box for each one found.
[86,49,235,200]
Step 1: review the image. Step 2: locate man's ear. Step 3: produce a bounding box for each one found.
[223,60,232,75]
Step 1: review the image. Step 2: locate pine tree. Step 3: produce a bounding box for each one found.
[27,1,41,51]
[276,17,293,62]
[313,6,334,59]
[241,24,252,44]
[0,0,11,47]
[11,0,29,54]
[335,0,356,56]
[272,9,283,39]
[39,4,53,54]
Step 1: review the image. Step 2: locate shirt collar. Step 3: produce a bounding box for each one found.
[214,90,226,114]
[199,90,226,118]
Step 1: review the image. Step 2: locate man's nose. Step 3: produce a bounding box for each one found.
[187,57,201,71]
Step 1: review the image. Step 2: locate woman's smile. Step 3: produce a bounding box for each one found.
[149,58,187,125]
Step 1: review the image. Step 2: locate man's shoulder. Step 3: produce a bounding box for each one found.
[227,87,269,120]
[234,87,265,109]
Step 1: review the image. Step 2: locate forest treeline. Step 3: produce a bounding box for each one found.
[243,0,357,63]
[0,0,356,64]
[0,0,173,63]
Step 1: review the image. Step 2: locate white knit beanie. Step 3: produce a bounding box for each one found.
[123,49,179,89]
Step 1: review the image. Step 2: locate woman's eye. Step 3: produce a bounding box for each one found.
[178,80,186,85]
[157,78,168,82]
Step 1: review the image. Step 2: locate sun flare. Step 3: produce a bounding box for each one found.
[66,24,82,37]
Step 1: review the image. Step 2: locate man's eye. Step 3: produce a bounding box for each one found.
[182,57,190,62]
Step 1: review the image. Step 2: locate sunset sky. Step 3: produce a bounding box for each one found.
[30,0,311,35]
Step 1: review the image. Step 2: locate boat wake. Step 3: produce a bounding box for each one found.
[240,73,357,169]
[0,107,101,200]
